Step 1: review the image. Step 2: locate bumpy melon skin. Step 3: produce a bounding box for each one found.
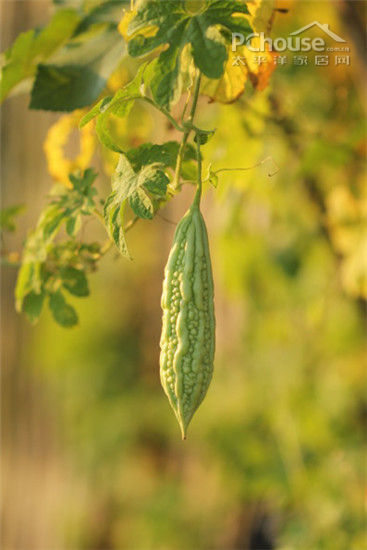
[160,203,215,439]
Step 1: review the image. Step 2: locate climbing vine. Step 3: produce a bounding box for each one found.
[1,0,278,434]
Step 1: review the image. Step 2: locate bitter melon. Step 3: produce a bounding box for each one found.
[160,198,215,439]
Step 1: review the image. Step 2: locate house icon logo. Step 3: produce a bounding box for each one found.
[290,22,346,43]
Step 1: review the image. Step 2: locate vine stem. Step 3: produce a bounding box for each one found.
[122,95,184,132]
[193,139,202,207]
[213,157,279,178]
[173,71,202,190]
[94,94,185,133]
[202,157,279,185]
[141,96,184,132]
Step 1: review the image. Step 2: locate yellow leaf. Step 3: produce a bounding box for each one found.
[201,42,276,103]
[120,2,276,104]
[247,0,276,33]
[43,110,95,188]
[118,8,135,41]
[118,7,158,42]
[201,49,247,103]
[243,39,277,92]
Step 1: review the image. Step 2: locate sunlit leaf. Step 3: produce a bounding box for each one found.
[247,0,276,33]
[201,40,276,103]
[126,0,252,108]
[0,9,81,101]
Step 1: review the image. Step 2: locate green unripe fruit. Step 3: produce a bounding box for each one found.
[160,199,215,439]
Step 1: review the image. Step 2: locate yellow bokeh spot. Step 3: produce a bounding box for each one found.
[43,110,95,188]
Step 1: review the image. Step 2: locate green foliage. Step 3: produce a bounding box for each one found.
[1,1,127,110]
[104,153,171,256]
[126,141,196,172]
[30,64,107,112]
[15,170,100,326]
[127,0,252,108]
[0,9,80,101]
[3,4,366,548]
[29,16,125,111]
[50,168,98,235]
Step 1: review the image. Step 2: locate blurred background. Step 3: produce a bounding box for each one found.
[1,1,366,549]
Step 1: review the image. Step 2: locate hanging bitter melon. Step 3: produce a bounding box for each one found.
[160,198,215,438]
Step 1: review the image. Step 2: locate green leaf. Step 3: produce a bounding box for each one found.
[146,45,182,109]
[41,205,66,240]
[28,13,125,112]
[15,214,58,312]
[126,141,196,171]
[61,267,89,297]
[22,291,45,324]
[112,154,169,200]
[143,169,169,196]
[104,196,131,258]
[125,141,197,185]
[112,154,142,199]
[129,188,154,219]
[30,64,106,111]
[50,169,98,227]
[194,129,215,145]
[2,2,126,110]
[0,204,25,232]
[186,20,227,79]
[15,260,42,311]
[49,291,78,327]
[127,0,251,108]
[103,152,170,255]
[68,168,98,198]
[0,9,81,101]
[15,169,98,315]
[65,214,82,236]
